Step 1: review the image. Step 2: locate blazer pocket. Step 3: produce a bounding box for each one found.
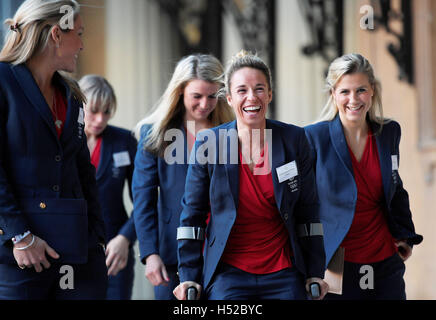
[18,198,88,264]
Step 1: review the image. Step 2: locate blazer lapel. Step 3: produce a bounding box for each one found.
[224,121,240,209]
[11,64,59,140]
[267,120,286,211]
[329,115,354,178]
[370,122,391,204]
[96,128,113,180]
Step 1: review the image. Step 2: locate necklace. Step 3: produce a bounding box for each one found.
[52,91,63,129]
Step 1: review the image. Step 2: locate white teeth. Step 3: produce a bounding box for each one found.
[243,106,261,112]
[348,105,362,111]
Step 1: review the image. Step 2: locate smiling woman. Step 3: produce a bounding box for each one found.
[132,54,234,300]
[226,67,272,131]
[304,53,423,300]
[174,51,328,301]
[0,0,108,300]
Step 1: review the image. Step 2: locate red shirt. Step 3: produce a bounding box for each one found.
[221,145,292,274]
[51,88,68,138]
[90,137,103,171]
[341,131,397,263]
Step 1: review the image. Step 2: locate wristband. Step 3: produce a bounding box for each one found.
[15,234,36,251]
[12,231,31,244]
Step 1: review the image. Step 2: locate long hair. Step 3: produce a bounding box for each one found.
[319,53,387,128]
[136,54,234,157]
[0,0,85,102]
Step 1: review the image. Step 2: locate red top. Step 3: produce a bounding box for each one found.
[90,137,103,171]
[341,130,397,263]
[51,88,68,138]
[221,145,292,274]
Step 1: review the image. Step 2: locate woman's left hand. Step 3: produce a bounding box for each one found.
[105,235,130,276]
[395,240,412,261]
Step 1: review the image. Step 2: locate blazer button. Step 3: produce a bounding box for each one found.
[55,155,62,162]
[284,213,289,221]
[0,229,4,236]
[53,185,60,192]
[40,202,47,210]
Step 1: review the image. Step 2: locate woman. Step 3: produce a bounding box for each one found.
[304,53,423,300]
[173,51,328,300]
[0,0,107,299]
[132,54,234,300]
[79,75,137,300]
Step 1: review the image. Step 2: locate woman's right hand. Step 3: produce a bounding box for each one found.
[145,254,170,286]
[13,234,60,273]
[173,281,202,300]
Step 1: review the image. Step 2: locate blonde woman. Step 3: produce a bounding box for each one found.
[79,75,137,300]
[132,54,234,300]
[304,53,423,299]
[0,0,107,299]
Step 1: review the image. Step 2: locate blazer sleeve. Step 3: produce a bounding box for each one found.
[0,87,30,247]
[76,107,106,245]
[304,128,317,170]
[132,125,160,263]
[389,123,423,247]
[118,132,138,244]
[177,138,210,285]
[294,129,326,279]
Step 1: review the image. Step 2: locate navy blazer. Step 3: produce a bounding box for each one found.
[304,115,423,266]
[177,119,326,290]
[96,125,137,244]
[132,124,189,266]
[0,63,105,264]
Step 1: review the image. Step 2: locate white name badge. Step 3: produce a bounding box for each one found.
[392,155,399,171]
[276,161,298,183]
[113,151,131,168]
[78,108,85,125]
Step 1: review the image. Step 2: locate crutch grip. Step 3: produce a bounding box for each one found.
[310,282,321,299]
[187,286,198,300]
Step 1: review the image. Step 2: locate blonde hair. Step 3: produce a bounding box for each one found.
[136,54,234,157]
[0,0,85,102]
[223,50,273,96]
[79,75,117,117]
[319,53,387,128]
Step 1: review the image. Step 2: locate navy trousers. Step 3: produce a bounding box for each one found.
[106,248,135,300]
[153,264,179,300]
[325,253,406,300]
[0,246,108,300]
[206,263,307,300]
